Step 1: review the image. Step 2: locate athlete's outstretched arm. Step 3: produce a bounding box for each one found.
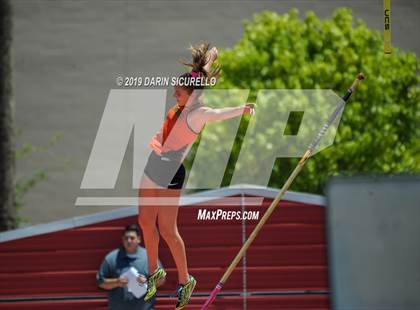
[201,103,256,123]
[186,103,255,133]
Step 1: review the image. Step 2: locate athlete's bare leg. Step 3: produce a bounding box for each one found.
[138,173,164,275]
[157,188,189,284]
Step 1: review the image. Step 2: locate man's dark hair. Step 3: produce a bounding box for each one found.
[123,224,140,236]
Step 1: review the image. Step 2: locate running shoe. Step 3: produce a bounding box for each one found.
[144,267,166,301]
[175,275,197,310]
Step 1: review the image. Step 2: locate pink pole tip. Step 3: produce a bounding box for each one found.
[358,73,365,80]
[201,283,223,310]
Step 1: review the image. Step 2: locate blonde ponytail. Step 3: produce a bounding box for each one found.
[181,42,221,80]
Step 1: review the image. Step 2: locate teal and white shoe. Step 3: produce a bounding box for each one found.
[144,267,166,301]
[175,275,197,310]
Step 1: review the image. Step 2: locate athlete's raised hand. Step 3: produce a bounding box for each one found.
[208,47,218,62]
[244,103,256,116]
[203,47,218,73]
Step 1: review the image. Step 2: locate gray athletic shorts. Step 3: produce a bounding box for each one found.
[144,151,186,189]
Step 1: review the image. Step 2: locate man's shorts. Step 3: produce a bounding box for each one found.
[144,150,186,189]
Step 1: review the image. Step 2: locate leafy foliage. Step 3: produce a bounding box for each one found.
[187,8,419,194]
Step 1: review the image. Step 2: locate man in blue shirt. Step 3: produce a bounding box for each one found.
[96,224,165,310]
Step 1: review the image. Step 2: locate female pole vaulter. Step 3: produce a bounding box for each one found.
[138,42,256,310]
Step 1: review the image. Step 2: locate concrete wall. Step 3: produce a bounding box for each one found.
[327,176,420,310]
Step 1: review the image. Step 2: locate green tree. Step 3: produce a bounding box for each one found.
[187,8,419,194]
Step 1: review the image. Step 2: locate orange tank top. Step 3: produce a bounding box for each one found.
[148,102,204,162]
